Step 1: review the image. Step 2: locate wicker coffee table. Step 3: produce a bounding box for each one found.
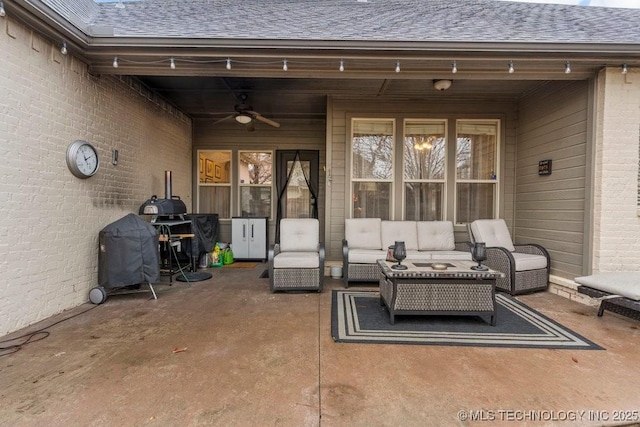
[377,259,504,325]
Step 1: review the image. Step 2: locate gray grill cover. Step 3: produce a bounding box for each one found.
[98,214,160,288]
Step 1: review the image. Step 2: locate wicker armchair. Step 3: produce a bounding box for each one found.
[468,219,550,295]
[269,218,324,292]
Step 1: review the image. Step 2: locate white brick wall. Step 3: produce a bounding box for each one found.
[592,68,640,272]
[0,17,192,335]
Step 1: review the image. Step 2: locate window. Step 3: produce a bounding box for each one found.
[239,151,273,218]
[455,120,499,223]
[197,150,231,218]
[349,117,499,224]
[351,119,394,219]
[403,120,447,220]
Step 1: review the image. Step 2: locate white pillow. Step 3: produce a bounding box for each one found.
[417,221,455,251]
[345,218,382,250]
[381,221,418,250]
[470,219,516,252]
[279,218,319,252]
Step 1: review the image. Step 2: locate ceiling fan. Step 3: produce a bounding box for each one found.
[213,93,280,129]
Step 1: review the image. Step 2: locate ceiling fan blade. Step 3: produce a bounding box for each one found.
[253,113,280,128]
[212,114,236,125]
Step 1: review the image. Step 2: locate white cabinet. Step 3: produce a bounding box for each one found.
[231,217,268,261]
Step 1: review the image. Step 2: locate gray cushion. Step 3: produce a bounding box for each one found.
[273,252,319,268]
[430,251,473,261]
[512,253,547,271]
[381,221,418,250]
[575,273,640,301]
[405,250,433,261]
[279,218,319,252]
[348,249,386,264]
[470,219,516,252]
[345,218,382,250]
[417,221,456,251]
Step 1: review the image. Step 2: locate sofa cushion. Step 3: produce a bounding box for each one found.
[406,250,433,261]
[348,249,386,264]
[273,252,319,268]
[470,219,516,252]
[381,221,418,250]
[430,251,473,261]
[512,253,547,271]
[279,218,319,252]
[575,273,640,301]
[345,218,382,250]
[417,221,456,251]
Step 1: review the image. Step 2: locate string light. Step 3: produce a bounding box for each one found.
[622,63,628,74]
[101,56,602,77]
[60,40,67,55]
[0,1,5,17]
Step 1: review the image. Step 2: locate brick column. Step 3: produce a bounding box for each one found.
[592,67,640,272]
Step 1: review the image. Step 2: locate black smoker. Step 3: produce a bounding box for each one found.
[138,171,218,278]
[139,171,187,222]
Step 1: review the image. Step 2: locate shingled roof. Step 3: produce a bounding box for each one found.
[73,0,640,44]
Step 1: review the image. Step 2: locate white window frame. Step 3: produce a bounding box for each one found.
[401,119,448,221]
[196,149,232,218]
[453,119,501,225]
[349,118,396,219]
[237,150,274,219]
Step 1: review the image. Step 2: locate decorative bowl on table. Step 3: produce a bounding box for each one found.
[431,263,448,270]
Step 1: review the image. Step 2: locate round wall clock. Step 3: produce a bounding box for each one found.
[66,140,99,179]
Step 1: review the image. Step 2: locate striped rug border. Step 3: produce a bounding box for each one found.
[331,290,603,349]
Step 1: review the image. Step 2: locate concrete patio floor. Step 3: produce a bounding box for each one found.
[1,264,639,427]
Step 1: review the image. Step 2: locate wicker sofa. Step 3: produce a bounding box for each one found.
[342,219,472,287]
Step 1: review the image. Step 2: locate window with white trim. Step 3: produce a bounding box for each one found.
[197,150,232,218]
[455,120,499,223]
[238,151,273,218]
[351,119,394,219]
[403,120,447,220]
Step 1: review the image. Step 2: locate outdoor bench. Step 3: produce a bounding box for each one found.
[575,273,640,321]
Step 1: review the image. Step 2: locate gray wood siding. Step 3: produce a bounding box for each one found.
[326,97,518,261]
[516,81,589,279]
[193,119,326,246]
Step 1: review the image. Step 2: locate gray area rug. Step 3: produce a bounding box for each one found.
[332,290,603,349]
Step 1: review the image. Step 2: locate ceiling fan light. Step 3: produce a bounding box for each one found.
[235,114,252,124]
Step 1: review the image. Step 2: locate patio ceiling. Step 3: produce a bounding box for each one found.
[106,50,606,120]
[6,0,639,121]
[82,43,630,120]
[133,76,551,120]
